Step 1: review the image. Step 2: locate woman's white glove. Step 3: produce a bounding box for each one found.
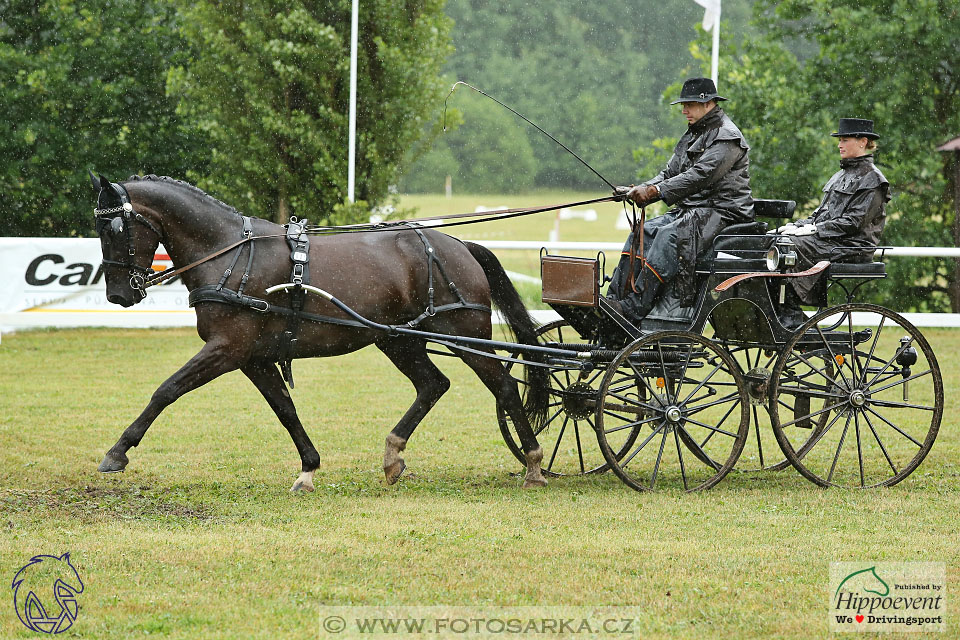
[768,223,796,235]
[783,223,817,237]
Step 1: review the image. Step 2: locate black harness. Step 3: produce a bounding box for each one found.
[94,184,164,301]
[183,218,489,388]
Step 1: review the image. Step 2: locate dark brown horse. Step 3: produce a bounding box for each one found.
[91,174,549,490]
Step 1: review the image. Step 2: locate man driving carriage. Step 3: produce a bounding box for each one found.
[606,77,754,324]
[774,118,889,327]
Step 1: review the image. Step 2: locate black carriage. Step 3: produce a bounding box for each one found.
[495,199,944,491]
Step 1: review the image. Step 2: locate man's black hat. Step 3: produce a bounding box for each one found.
[670,77,727,104]
[831,118,880,140]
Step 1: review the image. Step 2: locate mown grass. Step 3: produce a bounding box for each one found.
[1,327,958,639]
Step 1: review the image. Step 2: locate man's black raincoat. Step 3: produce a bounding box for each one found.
[609,107,753,319]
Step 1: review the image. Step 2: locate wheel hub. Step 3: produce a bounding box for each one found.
[561,382,596,420]
[849,389,867,407]
[665,405,683,423]
[745,366,771,406]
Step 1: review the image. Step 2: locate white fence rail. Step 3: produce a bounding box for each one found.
[1,237,958,334]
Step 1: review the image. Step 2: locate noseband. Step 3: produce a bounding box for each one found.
[94,186,163,300]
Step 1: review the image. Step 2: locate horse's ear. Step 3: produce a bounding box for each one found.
[98,173,112,190]
[89,170,101,191]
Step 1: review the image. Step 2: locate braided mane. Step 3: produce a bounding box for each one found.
[125,174,244,218]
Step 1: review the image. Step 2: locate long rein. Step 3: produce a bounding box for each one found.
[142,194,625,289]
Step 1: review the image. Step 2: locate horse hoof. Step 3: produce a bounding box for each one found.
[384,460,406,485]
[290,470,315,493]
[522,475,548,489]
[98,452,128,473]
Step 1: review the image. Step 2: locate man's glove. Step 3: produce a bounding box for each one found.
[783,223,817,237]
[612,185,632,202]
[626,184,660,206]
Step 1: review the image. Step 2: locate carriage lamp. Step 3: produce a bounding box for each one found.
[896,336,918,402]
[766,238,798,271]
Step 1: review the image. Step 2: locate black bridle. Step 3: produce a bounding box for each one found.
[94,184,164,300]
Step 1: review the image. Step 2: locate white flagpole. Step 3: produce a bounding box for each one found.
[711,12,720,86]
[347,0,359,203]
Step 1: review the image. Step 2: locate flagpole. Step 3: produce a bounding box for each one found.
[711,13,719,85]
[347,0,359,203]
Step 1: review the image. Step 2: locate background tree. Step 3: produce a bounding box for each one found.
[402,0,754,193]
[168,0,452,225]
[0,0,206,237]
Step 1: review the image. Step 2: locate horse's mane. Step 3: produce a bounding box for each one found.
[125,174,243,218]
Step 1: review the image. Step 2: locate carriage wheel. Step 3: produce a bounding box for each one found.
[497,320,641,476]
[721,344,834,472]
[595,331,749,492]
[769,304,943,488]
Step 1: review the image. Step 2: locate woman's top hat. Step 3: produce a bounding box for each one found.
[670,77,727,104]
[831,118,880,139]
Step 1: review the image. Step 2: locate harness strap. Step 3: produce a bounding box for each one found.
[188,285,491,331]
[216,216,254,291]
[278,218,311,387]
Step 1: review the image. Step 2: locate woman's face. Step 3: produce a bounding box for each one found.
[838,136,869,159]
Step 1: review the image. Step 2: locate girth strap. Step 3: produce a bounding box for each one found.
[278,218,311,387]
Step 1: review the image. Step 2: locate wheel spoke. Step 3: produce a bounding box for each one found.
[673,427,689,490]
[546,416,569,471]
[790,350,847,394]
[620,422,665,469]
[573,420,585,474]
[793,408,847,461]
[603,414,660,434]
[865,339,913,389]
[868,368,932,396]
[859,314,886,387]
[869,399,935,412]
[815,325,854,389]
[698,395,742,448]
[678,424,721,470]
[680,361,724,406]
[855,411,865,488]
[862,409,898,475]
[779,399,847,428]
[649,426,669,488]
[863,405,924,447]
[683,414,739,439]
[684,391,742,417]
[826,412,853,483]
[752,405,765,467]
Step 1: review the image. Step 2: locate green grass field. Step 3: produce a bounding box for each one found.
[1,325,958,639]
[1,192,957,638]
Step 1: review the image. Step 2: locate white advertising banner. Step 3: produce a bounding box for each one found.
[0,237,195,332]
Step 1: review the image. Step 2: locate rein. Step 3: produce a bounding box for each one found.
[138,195,619,288]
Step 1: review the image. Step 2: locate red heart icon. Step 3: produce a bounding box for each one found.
[856,615,864,623]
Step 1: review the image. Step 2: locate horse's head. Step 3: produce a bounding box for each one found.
[90,172,163,307]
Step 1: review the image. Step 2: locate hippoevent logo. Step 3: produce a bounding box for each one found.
[830,562,945,632]
[11,553,84,634]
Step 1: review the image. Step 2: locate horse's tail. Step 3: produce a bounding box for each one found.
[465,241,548,430]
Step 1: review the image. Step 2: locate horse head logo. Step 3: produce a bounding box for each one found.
[11,553,84,634]
[835,565,890,598]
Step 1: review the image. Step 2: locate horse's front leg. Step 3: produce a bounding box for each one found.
[240,360,321,492]
[98,339,248,473]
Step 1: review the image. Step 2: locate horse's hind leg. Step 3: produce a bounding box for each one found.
[376,338,451,484]
[241,360,321,493]
[457,351,546,488]
[98,339,247,473]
